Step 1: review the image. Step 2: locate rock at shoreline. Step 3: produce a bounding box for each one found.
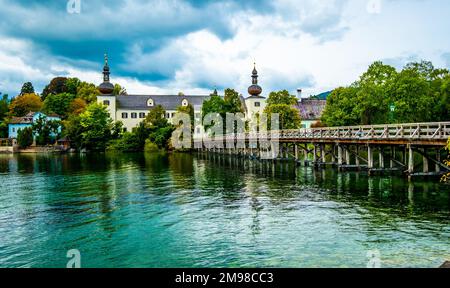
[440,261,450,268]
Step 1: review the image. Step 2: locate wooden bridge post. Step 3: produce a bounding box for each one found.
[379,147,385,169]
[337,145,343,166]
[355,146,360,167]
[345,147,351,165]
[436,149,441,173]
[321,144,326,164]
[368,145,374,169]
[390,146,395,169]
[408,145,414,174]
[423,152,429,173]
[313,145,318,165]
[294,144,298,162]
[303,147,309,166]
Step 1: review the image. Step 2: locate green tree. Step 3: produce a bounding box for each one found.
[113,84,127,96]
[43,93,76,117]
[266,90,298,106]
[8,93,43,117]
[145,105,168,129]
[65,78,81,95]
[20,82,35,95]
[78,103,113,151]
[76,82,100,103]
[17,127,33,148]
[68,98,87,115]
[176,103,195,128]
[321,86,361,126]
[32,116,61,146]
[224,88,244,114]
[264,90,301,130]
[0,93,9,121]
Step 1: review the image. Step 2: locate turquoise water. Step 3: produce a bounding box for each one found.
[0,153,448,268]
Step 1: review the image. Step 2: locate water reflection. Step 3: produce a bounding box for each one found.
[0,153,448,268]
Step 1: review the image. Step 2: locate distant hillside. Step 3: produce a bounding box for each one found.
[310,91,332,100]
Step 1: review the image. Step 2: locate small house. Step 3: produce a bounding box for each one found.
[8,112,61,139]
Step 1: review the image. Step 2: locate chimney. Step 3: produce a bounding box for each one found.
[297,88,303,99]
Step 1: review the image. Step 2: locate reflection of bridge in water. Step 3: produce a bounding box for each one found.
[196,122,450,178]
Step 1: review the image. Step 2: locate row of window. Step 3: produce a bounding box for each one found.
[120,112,203,120]
[122,112,147,119]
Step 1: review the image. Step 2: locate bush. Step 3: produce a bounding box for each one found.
[144,139,159,152]
[17,127,33,148]
[107,132,141,152]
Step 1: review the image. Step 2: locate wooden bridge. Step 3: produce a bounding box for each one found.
[195,122,450,177]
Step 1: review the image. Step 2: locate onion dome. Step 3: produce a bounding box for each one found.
[98,53,114,95]
[248,63,262,97]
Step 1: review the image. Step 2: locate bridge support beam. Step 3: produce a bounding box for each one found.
[408,145,414,174]
[379,148,384,169]
[368,145,374,169]
[423,154,429,173]
[436,149,441,173]
[345,147,351,165]
[337,145,343,166]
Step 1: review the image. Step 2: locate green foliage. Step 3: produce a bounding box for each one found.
[20,82,35,95]
[107,132,141,152]
[176,103,195,127]
[266,90,298,106]
[0,122,7,138]
[113,84,127,96]
[8,93,43,117]
[17,127,33,148]
[65,78,81,95]
[76,82,100,103]
[32,116,61,146]
[321,60,450,126]
[224,88,244,114]
[0,93,9,121]
[148,125,174,149]
[145,105,169,129]
[264,90,301,130]
[43,93,76,117]
[264,104,301,130]
[78,103,113,151]
[144,139,160,152]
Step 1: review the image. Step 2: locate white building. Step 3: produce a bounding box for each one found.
[96,55,267,135]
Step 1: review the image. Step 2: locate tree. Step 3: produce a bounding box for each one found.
[8,93,43,117]
[32,116,61,146]
[76,82,100,103]
[68,98,87,115]
[113,84,127,96]
[266,90,298,106]
[321,86,361,127]
[0,93,9,121]
[20,82,35,95]
[42,77,68,100]
[223,88,244,114]
[43,93,76,117]
[65,78,81,95]
[321,60,450,126]
[145,105,168,129]
[17,127,33,148]
[78,103,113,150]
[176,103,195,128]
[264,90,301,130]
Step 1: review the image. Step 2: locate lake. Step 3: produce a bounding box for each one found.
[0,153,448,268]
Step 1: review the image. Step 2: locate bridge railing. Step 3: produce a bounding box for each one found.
[201,122,450,142]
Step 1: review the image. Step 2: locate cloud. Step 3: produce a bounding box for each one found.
[1,0,450,98]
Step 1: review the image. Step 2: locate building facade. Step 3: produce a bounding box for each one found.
[8,112,61,138]
[96,56,268,135]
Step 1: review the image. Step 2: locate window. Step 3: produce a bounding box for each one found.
[196,127,201,134]
[182,99,189,107]
[131,113,137,119]
[255,102,261,107]
[147,98,154,107]
[123,128,127,132]
[12,128,15,133]
[195,113,200,119]
[103,100,110,106]
[122,112,128,119]
[139,113,146,118]
[171,112,175,118]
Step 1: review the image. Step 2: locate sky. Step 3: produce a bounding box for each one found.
[0,0,450,98]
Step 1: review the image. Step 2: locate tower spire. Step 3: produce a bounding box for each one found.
[98,53,114,95]
[248,62,262,97]
[103,53,110,83]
